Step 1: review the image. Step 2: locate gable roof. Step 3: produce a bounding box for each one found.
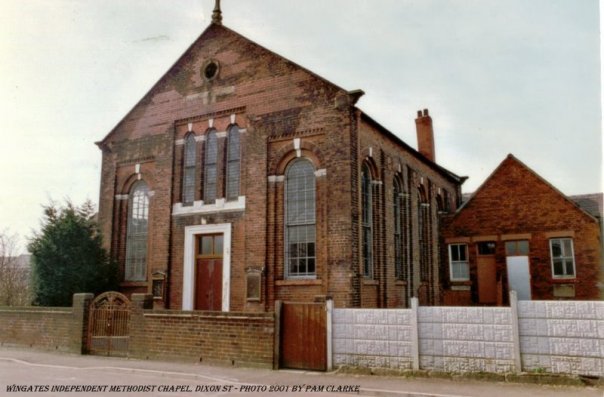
[456,154,599,223]
[97,22,348,146]
[96,20,464,185]
[359,112,466,184]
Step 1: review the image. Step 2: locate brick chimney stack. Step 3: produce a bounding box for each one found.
[415,109,435,162]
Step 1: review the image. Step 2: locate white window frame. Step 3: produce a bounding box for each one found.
[549,238,576,279]
[448,243,469,281]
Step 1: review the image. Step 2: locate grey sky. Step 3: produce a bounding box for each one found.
[0,0,601,252]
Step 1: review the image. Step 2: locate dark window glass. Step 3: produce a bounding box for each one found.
[393,177,403,279]
[125,181,149,281]
[418,187,430,282]
[449,244,469,280]
[203,130,218,204]
[477,242,496,255]
[226,125,240,201]
[550,238,575,278]
[285,159,316,278]
[361,164,373,278]
[182,134,196,205]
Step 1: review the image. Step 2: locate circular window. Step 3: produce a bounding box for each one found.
[203,61,219,80]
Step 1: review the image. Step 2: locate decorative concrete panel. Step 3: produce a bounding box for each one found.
[333,302,603,377]
[332,308,413,369]
[418,307,515,373]
[518,301,604,377]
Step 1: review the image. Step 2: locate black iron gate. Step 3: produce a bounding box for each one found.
[87,291,130,356]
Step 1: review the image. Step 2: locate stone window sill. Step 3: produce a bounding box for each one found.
[276,279,322,286]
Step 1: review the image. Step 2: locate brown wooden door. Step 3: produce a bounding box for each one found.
[477,256,497,304]
[280,302,326,371]
[195,234,223,311]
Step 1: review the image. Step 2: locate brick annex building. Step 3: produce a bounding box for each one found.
[96,4,465,311]
[441,155,602,305]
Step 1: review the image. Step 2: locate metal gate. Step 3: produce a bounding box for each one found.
[87,291,131,356]
[280,302,327,371]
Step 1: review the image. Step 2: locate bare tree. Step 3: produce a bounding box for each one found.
[0,231,30,306]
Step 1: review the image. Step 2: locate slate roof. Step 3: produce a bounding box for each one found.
[569,193,603,219]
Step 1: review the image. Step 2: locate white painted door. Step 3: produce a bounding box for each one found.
[506,256,531,300]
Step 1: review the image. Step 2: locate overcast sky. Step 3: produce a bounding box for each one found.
[1,0,602,253]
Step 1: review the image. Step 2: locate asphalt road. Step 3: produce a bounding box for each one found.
[0,347,600,397]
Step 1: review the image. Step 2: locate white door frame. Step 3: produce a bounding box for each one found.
[182,223,231,311]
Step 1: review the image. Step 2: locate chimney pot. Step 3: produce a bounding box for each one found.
[417,110,422,117]
[423,109,429,116]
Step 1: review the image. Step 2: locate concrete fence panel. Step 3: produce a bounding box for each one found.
[332,308,414,369]
[418,306,515,373]
[518,300,604,377]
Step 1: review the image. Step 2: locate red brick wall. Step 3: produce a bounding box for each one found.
[357,116,461,307]
[0,307,73,351]
[0,294,91,353]
[442,155,601,302]
[128,309,275,368]
[97,23,463,311]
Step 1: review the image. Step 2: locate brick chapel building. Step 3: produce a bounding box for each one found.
[96,4,464,311]
[441,154,601,305]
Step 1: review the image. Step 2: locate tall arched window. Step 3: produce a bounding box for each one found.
[182,133,196,205]
[203,129,218,204]
[361,163,373,278]
[285,158,316,278]
[393,177,403,279]
[125,181,149,281]
[226,125,240,201]
[418,186,430,282]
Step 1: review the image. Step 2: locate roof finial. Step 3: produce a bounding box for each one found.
[212,0,222,25]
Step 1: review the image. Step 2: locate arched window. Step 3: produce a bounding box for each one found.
[125,181,149,281]
[203,129,218,204]
[226,125,240,201]
[393,177,403,279]
[361,163,373,278]
[285,159,316,278]
[417,186,430,282]
[182,133,196,205]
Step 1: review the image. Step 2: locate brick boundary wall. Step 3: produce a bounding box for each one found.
[333,293,604,377]
[0,293,92,354]
[128,294,275,368]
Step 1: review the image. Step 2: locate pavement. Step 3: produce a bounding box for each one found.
[0,347,601,397]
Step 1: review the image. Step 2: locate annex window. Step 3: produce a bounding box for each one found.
[505,240,529,256]
[449,243,469,281]
[125,181,149,281]
[361,163,373,278]
[393,177,403,279]
[225,125,240,201]
[203,130,218,204]
[477,241,496,255]
[285,159,316,278]
[550,238,575,278]
[182,133,196,205]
